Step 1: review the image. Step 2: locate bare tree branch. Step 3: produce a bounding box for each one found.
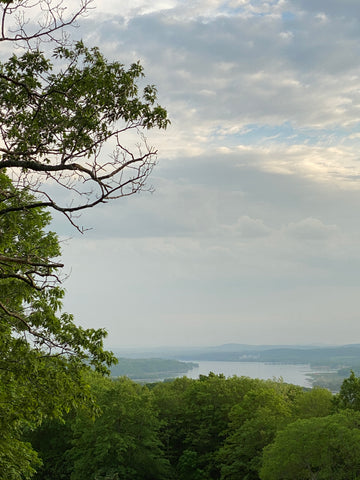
[0,0,94,47]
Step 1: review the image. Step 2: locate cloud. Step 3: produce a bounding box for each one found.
[283,217,338,240]
[81,1,360,172]
[53,1,360,346]
[296,0,360,20]
[220,215,272,238]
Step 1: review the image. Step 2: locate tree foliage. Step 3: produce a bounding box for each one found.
[0,172,117,476]
[0,39,169,228]
[218,383,301,480]
[260,411,360,480]
[153,373,269,478]
[69,375,171,480]
[294,386,333,419]
[23,372,360,479]
[0,0,169,477]
[334,370,360,411]
[5,2,360,480]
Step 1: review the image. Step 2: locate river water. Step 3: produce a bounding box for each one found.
[175,361,315,388]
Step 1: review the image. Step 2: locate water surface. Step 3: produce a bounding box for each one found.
[176,361,314,387]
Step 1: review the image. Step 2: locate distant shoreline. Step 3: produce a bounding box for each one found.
[109,344,360,390]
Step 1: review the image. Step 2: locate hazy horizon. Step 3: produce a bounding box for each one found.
[106,341,359,351]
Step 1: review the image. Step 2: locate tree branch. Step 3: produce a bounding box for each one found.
[0,254,63,268]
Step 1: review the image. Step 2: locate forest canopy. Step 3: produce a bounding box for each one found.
[25,371,360,480]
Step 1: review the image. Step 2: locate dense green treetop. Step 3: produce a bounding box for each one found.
[218,383,302,480]
[69,375,171,480]
[260,411,360,480]
[334,370,360,411]
[294,386,333,419]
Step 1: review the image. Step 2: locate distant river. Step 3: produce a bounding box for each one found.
[175,361,315,388]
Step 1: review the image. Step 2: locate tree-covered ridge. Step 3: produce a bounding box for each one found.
[174,343,360,367]
[110,358,198,381]
[26,371,360,480]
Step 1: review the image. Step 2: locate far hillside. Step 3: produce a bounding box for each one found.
[111,343,360,368]
[110,357,197,382]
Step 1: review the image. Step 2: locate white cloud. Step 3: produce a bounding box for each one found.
[79,1,360,189]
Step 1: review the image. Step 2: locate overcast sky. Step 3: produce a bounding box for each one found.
[55,0,360,348]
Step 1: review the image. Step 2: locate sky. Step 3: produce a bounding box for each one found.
[53,0,360,348]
